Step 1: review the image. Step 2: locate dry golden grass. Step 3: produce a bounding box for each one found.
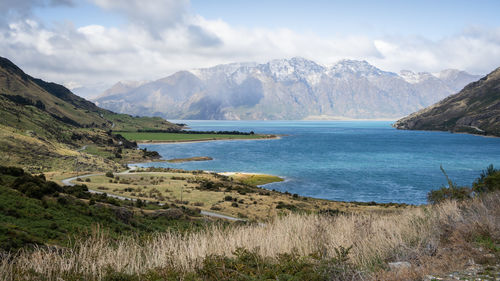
[62,172,406,220]
[2,192,498,280]
[0,125,124,173]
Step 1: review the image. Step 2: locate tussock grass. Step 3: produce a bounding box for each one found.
[1,193,499,280]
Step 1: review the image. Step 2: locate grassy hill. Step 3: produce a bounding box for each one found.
[393,66,500,136]
[0,166,208,252]
[0,57,180,133]
[0,56,180,172]
[1,164,498,280]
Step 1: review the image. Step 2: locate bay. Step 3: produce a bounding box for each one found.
[136,121,500,204]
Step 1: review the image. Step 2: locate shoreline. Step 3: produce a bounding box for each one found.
[392,126,500,139]
[136,135,281,144]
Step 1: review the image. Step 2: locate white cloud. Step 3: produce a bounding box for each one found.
[0,0,74,25]
[91,0,189,37]
[1,0,500,98]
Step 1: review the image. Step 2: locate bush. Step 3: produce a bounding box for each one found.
[57,196,69,205]
[197,247,356,281]
[0,166,24,177]
[427,165,500,204]
[135,199,145,208]
[105,171,114,178]
[427,166,472,204]
[473,164,500,193]
[276,201,298,211]
[64,184,90,199]
[199,180,221,191]
[11,174,62,199]
[210,205,221,211]
[231,202,239,208]
[319,209,345,216]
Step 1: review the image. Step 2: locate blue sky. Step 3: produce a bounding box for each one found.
[191,0,500,39]
[2,0,500,96]
[33,0,500,38]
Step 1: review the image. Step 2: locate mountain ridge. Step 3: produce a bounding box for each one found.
[0,56,179,172]
[94,57,481,120]
[393,66,500,136]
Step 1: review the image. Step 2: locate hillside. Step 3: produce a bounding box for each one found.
[2,164,499,280]
[94,57,480,120]
[0,57,180,172]
[0,166,210,252]
[393,67,500,137]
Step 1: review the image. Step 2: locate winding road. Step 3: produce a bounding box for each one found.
[61,168,244,222]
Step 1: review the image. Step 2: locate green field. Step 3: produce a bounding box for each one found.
[115,132,274,142]
[229,173,285,186]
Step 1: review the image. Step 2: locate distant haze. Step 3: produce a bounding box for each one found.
[94,57,481,120]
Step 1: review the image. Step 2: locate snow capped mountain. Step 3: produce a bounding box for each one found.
[328,59,395,78]
[399,70,436,84]
[95,58,481,120]
[190,62,258,81]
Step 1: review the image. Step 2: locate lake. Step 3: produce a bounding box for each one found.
[136,121,500,204]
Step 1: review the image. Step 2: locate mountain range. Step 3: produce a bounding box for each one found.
[94,57,481,120]
[394,67,500,137]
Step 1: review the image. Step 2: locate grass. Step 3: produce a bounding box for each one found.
[229,173,284,186]
[0,168,213,252]
[2,191,498,280]
[115,132,275,142]
[0,60,180,173]
[166,156,213,163]
[82,144,115,159]
[103,113,180,132]
[64,170,405,221]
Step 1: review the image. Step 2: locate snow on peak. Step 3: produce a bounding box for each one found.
[328,59,394,78]
[260,57,326,83]
[190,62,258,80]
[399,70,436,84]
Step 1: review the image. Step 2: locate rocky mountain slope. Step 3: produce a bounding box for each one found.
[94,57,481,120]
[393,67,500,137]
[0,56,179,171]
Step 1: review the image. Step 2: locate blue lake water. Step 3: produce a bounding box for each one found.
[136,121,500,205]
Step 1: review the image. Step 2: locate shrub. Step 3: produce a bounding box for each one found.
[276,201,298,211]
[0,166,24,177]
[135,199,145,208]
[231,202,239,208]
[105,171,114,178]
[199,180,221,191]
[427,166,472,204]
[319,209,345,216]
[64,184,90,199]
[11,175,62,199]
[57,196,69,205]
[197,247,356,281]
[473,164,500,193]
[224,195,233,201]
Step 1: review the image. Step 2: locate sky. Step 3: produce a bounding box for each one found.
[1,0,500,98]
